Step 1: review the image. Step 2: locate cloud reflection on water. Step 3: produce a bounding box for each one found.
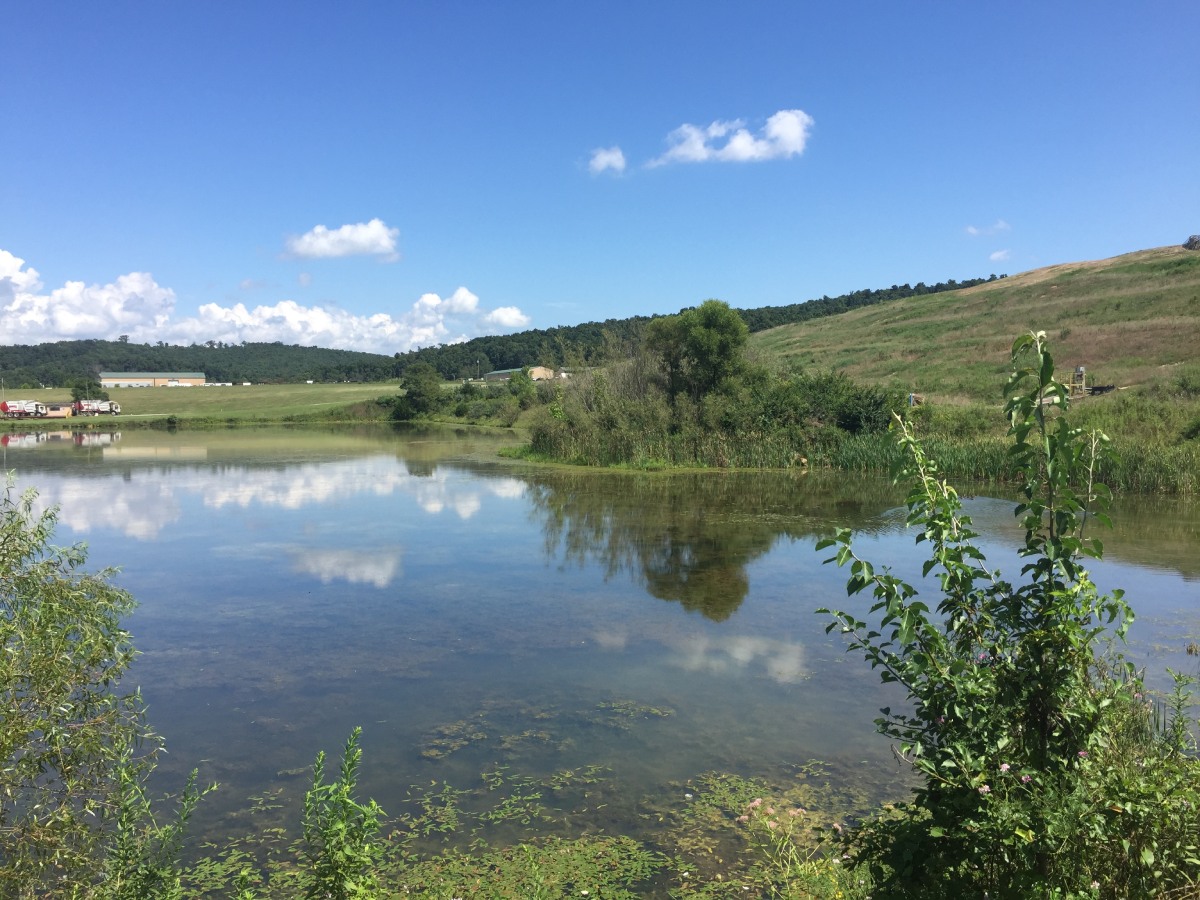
[27,457,527,541]
[291,548,402,588]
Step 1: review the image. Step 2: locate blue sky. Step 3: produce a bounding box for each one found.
[3,2,1197,355]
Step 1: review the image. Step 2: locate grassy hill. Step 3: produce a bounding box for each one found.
[750,245,1200,403]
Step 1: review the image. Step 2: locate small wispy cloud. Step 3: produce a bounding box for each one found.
[589,146,626,175]
[989,249,1011,262]
[286,218,400,261]
[648,109,814,168]
[966,219,1011,237]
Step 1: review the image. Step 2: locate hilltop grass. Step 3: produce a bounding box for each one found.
[751,246,1200,403]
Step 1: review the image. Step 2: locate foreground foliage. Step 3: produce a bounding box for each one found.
[0,481,206,898]
[4,332,1196,897]
[819,332,1200,897]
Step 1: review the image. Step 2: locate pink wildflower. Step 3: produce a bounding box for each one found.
[748,798,763,809]
[999,763,1011,773]
[1077,750,1088,758]
[1021,774,1032,783]
[736,815,749,823]
[978,784,991,795]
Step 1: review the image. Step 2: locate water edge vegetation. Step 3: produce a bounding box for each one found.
[3,332,1198,897]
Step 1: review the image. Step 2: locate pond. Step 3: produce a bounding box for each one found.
[5,425,1199,852]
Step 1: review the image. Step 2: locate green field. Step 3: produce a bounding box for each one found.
[6,381,399,423]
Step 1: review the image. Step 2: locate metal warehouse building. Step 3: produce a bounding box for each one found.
[99,372,207,387]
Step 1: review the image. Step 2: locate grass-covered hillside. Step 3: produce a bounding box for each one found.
[751,246,1200,403]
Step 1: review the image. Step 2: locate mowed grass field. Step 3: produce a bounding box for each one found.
[20,381,399,422]
[750,245,1200,403]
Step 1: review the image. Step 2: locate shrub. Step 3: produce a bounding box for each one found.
[818,332,1200,897]
[0,480,204,896]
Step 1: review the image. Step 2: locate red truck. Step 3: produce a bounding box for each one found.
[73,399,122,416]
[1,400,48,418]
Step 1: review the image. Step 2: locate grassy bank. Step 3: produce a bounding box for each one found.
[817,388,1200,495]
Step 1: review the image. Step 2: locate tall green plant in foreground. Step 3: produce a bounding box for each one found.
[298,727,384,900]
[819,332,1199,898]
[0,480,207,898]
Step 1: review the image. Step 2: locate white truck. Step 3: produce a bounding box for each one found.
[0,400,48,418]
[73,399,121,416]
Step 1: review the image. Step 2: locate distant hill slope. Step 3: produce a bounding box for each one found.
[392,274,996,379]
[750,246,1200,402]
[0,274,994,387]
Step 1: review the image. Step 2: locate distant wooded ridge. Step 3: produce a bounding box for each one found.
[0,274,998,387]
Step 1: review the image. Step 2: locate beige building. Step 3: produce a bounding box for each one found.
[100,372,206,387]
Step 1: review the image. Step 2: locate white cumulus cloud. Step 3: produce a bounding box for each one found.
[286,218,400,261]
[484,306,531,328]
[589,146,626,174]
[648,109,814,167]
[989,249,1011,262]
[1,248,530,355]
[0,249,175,344]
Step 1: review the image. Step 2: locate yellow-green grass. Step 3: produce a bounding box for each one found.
[751,245,1200,404]
[8,381,399,423]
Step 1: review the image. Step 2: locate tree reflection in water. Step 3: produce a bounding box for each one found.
[524,469,903,621]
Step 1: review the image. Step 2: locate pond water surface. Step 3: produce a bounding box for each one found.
[5,425,1199,848]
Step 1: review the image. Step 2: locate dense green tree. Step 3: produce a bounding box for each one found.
[70,378,110,402]
[645,299,748,401]
[396,362,446,417]
[507,367,537,409]
[679,299,749,398]
[644,314,689,400]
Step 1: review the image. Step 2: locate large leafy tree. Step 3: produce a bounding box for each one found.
[70,378,110,402]
[646,299,748,401]
[679,299,749,398]
[397,362,446,417]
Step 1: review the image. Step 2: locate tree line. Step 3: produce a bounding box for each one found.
[0,273,1000,388]
[392,274,1003,379]
[0,340,402,389]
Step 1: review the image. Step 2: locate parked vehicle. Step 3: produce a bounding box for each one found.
[73,399,121,416]
[1,400,48,418]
